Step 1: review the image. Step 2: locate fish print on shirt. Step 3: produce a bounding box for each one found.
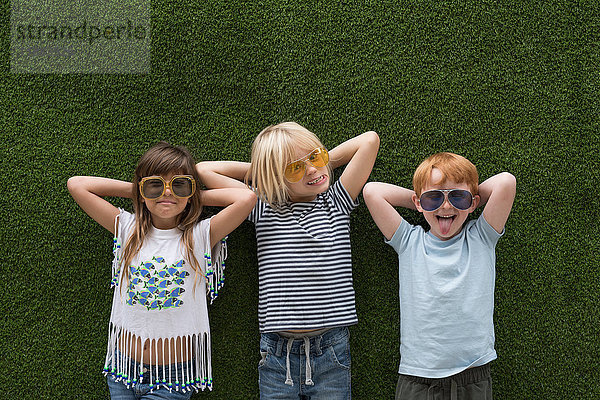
[126,256,187,311]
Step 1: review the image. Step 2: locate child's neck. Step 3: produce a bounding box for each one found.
[150,216,179,230]
[289,194,318,203]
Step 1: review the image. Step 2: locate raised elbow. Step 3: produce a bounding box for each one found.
[195,162,210,179]
[242,189,258,207]
[362,181,378,203]
[67,176,84,194]
[493,173,516,201]
[365,130,380,147]
[501,172,517,191]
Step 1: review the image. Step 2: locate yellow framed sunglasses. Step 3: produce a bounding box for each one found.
[284,147,329,183]
[139,175,196,200]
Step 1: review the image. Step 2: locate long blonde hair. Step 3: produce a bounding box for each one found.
[120,142,204,288]
[245,122,333,207]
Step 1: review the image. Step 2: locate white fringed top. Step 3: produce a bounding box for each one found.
[103,209,226,393]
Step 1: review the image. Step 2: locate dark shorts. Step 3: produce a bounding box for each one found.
[395,363,492,400]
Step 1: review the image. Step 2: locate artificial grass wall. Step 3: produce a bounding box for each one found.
[2,1,599,399]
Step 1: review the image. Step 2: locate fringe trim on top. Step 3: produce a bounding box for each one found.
[110,215,122,288]
[110,238,121,288]
[205,236,227,303]
[103,324,213,393]
[105,215,228,391]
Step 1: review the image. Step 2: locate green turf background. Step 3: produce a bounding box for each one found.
[2,1,599,399]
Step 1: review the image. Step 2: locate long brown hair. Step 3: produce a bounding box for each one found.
[120,142,204,288]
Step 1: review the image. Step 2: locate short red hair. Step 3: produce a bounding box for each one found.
[413,152,479,196]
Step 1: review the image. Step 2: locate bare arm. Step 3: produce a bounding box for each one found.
[67,176,133,235]
[478,172,517,233]
[196,161,249,189]
[363,182,416,240]
[203,188,257,248]
[328,131,380,200]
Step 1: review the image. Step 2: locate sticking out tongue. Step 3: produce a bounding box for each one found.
[437,216,455,235]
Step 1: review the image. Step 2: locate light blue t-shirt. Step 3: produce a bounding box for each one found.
[386,215,503,378]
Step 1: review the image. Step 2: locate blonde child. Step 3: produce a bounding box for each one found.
[68,142,256,399]
[197,122,379,400]
[363,152,516,400]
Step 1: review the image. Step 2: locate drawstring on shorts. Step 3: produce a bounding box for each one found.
[280,329,328,386]
[285,339,294,385]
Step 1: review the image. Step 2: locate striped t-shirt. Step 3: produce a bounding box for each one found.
[248,179,359,333]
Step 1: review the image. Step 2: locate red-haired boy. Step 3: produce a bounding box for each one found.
[363,153,516,400]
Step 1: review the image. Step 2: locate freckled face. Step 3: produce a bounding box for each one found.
[286,148,330,203]
[413,168,479,240]
[142,172,190,229]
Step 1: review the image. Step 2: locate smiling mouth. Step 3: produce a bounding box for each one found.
[307,175,326,185]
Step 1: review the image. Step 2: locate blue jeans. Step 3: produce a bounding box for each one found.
[258,327,351,400]
[106,359,193,400]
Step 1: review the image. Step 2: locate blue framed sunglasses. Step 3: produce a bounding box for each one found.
[419,189,474,211]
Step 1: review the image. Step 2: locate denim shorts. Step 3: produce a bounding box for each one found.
[106,356,195,400]
[258,326,351,400]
